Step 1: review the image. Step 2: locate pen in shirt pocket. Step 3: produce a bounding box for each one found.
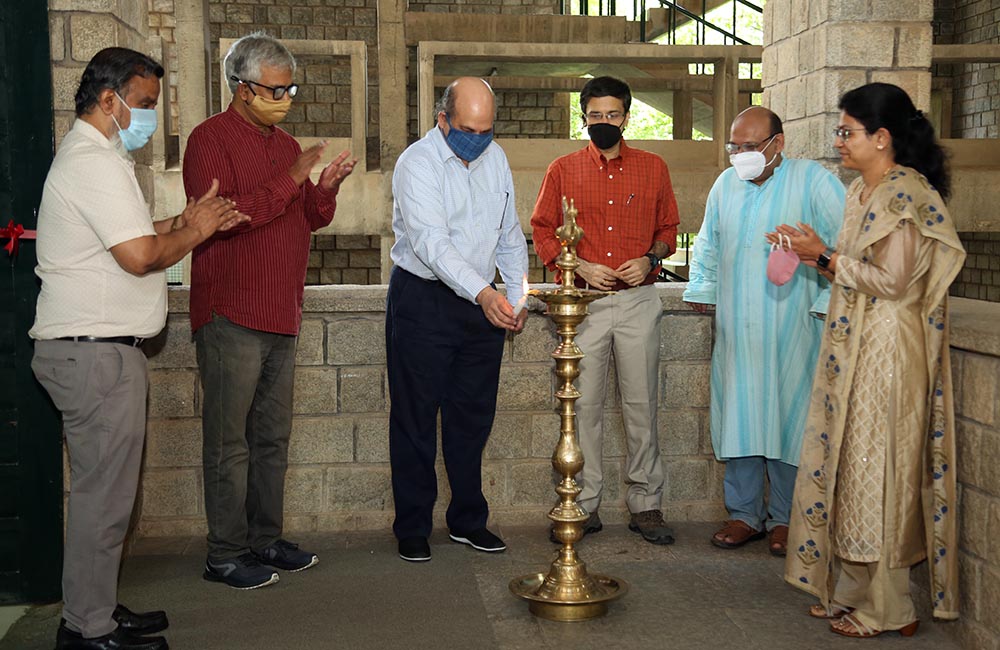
[499,191,509,228]
[626,193,635,206]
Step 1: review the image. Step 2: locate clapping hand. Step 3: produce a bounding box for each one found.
[318,149,358,192]
[182,179,249,237]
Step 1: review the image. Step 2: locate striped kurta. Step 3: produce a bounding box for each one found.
[683,158,845,465]
[183,105,338,335]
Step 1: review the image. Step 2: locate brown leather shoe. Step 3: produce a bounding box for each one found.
[769,525,789,557]
[711,519,765,549]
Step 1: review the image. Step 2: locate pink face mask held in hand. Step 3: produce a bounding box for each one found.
[767,234,800,286]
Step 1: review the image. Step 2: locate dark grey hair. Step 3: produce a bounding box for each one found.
[224,32,296,93]
[433,78,496,122]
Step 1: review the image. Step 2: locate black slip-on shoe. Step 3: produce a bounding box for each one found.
[449,528,507,553]
[398,536,431,562]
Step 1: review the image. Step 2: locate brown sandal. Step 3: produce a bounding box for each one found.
[769,525,789,557]
[830,613,919,638]
[711,520,765,549]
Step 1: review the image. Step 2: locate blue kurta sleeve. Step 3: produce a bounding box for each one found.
[806,164,847,318]
[683,178,722,305]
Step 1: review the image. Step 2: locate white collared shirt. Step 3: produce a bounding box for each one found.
[390,127,528,305]
[30,119,166,339]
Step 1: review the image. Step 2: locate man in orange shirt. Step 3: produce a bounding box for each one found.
[531,76,679,545]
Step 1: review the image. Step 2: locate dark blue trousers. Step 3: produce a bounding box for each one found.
[386,267,505,540]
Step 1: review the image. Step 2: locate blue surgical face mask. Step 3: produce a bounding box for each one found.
[112,92,158,151]
[443,115,493,163]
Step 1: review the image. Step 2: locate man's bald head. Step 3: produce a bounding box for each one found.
[731,106,782,141]
[435,77,496,133]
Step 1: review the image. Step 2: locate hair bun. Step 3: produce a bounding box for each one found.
[910,109,924,122]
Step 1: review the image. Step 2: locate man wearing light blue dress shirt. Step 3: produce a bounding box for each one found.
[683,107,845,556]
[387,77,529,563]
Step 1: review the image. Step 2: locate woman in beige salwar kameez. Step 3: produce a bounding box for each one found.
[770,83,965,639]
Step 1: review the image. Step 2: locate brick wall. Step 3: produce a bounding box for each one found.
[405,0,569,143]
[950,232,1000,302]
[307,235,381,285]
[934,0,1000,139]
[137,284,721,537]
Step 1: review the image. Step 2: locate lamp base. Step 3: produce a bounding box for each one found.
[509,572,628,622]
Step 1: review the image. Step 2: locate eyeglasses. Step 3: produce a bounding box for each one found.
[832,126,867,141]
[725,132,779,155]
[230,76,299,100]
[585,111,625,123]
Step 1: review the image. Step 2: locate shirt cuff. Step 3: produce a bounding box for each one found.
[681,284,716,305]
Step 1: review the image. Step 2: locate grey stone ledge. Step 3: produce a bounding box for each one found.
[168,282,701,315]
[951,297,1000,358]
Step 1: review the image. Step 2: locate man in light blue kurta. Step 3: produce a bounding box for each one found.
[683,107,845,554]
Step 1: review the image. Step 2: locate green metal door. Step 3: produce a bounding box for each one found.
[0,0,63,603]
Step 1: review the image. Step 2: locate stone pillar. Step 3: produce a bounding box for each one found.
[174,0,209,154]
[761,0,935,170]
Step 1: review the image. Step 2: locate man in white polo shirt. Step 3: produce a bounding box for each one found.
[30,47,245,650]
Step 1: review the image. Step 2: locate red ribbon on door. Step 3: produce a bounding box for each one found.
[1,220,37,257]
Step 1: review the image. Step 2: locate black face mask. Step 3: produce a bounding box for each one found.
[588,122,623,150]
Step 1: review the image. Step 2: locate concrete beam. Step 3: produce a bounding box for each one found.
[404,12,630,46]
[931,44,1000,64]
[377,0,407,172]
[174,0,209,155]
[432,74,762,94]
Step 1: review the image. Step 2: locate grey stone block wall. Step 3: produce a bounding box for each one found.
[137,284,723,537]
[952,342,1000,648]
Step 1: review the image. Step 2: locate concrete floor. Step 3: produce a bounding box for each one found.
[0,522,962,650]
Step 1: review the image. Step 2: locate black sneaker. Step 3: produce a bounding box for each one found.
[629,509,676,545]
[56,620,168,650]
[113,604,169,635]
[398,536,431,562]
[549,511,603,543]
[254,539,319,572]
[449,528,506,553]
[203,552,279,589]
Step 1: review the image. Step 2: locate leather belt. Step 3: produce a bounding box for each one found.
[57,336,145,347]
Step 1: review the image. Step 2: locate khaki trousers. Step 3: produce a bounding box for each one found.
[32,339,148,638]
[833,558,916,631]
[574,284,664,514]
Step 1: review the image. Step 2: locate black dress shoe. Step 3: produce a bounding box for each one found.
[56,621,168,650]
[113,604,169,635]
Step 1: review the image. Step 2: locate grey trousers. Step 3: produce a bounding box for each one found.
[195,315,296,561]
[574,284,665,514]
[32,339,148,639]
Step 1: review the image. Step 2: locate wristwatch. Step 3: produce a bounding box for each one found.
[644,252,660,269]
[817,247,836,270]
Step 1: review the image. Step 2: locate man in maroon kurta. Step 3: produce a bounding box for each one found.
[182,33,356,590]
